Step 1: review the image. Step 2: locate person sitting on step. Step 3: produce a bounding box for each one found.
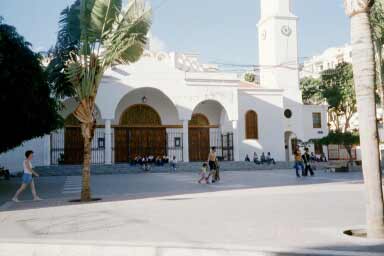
[155,156,162,166]
[266,152,276,165]
[260,152,266,164]
[162,155,169,164]
[253,152,261,165]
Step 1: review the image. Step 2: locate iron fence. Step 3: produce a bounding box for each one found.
[50,128,106,165]
[52,127,234,164]
[328,144,357,160]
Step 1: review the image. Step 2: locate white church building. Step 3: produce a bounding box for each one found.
[0,0,328,171]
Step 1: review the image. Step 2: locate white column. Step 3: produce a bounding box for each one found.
[232,120,240,161]
[182,119,189,162]
[43,134,51,166]
[105,119,112,165]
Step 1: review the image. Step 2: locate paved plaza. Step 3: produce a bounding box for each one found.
[0,169,383,255]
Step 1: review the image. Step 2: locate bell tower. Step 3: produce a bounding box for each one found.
[258,0,302,103]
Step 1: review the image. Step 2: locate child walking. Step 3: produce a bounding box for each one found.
[12,150,42,202]
[198,163,208,184]
[170,156,177,172]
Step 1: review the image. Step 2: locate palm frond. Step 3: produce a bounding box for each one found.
[59,0,81,44]
[80,0,122,43]
[101,0,151,67]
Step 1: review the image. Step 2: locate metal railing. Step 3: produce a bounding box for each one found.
[51,127,234,164]
[50,128,106,165]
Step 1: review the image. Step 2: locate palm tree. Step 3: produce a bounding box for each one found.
[344,0,384,238]
[65,0,151,201]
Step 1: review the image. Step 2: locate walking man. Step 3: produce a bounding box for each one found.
[206,147,218,183]
[302,148,314,176]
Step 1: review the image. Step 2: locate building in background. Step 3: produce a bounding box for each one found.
[300,44,352,79]
[0,0,329,171]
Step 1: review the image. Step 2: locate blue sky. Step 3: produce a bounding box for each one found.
[0,0,349,66]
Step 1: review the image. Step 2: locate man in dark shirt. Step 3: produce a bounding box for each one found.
[302,147,314,176]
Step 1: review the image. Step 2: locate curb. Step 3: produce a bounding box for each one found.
[0,241,383,256]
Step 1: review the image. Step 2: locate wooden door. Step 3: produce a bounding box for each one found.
[115,127,166,162]
[189,128,210,161]
[64,127,84,164]
[128,128,166,159]
[114,128,129,163]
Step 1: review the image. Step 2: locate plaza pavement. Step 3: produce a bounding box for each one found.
[0,169,383,255]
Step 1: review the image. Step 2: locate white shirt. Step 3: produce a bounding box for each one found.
[23,160,32,174]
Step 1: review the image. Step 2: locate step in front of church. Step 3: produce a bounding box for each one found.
[33,161,339,177]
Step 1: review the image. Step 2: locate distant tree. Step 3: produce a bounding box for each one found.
[300,77,323,104]
[0,21,62,154]
[244,72,256,83]
[311,131,359,162]
[320,63,356,132]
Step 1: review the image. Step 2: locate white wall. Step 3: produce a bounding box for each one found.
[114,87,180,125]
[193,101,224,125]
[0,135,50,173]
[96,55,238,122]
[237,89,285,161]
[302,104,329,141]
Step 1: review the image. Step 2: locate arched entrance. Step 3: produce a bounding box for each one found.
[114,104,166,162]
[284,131,298,162]
[189,113,210,161]
[189,99,232,161]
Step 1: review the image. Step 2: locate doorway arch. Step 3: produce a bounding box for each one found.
[284,131,297,162]
[115,104,166,162]
[189,113,210,161]
[120,104,162,125]
[189,99,229,161]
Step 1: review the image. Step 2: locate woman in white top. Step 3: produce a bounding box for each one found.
[12,150,41,202]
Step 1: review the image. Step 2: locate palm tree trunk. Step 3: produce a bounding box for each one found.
[81,122,93,201]
[351,11,384,238]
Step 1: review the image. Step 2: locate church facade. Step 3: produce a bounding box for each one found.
[0,0,328,171]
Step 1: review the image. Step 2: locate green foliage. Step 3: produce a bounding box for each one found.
[312,131,360,146]
[301,63,356,131]
[370,0,384,107]
[0,21,62,154]
[80,0,122,43]
[300,77,323,104]
[321,63,355,108]
[244,72,255,83]
[46,0,80,98]
[371,0,384,43]
[311,131,359,160]
[65,0,151,103]
[321,63,356,131]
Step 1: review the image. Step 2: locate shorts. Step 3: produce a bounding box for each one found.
[22,173,33,184]
[208,161,216,171]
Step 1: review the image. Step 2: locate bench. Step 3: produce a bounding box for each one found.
[325,163,349,173]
